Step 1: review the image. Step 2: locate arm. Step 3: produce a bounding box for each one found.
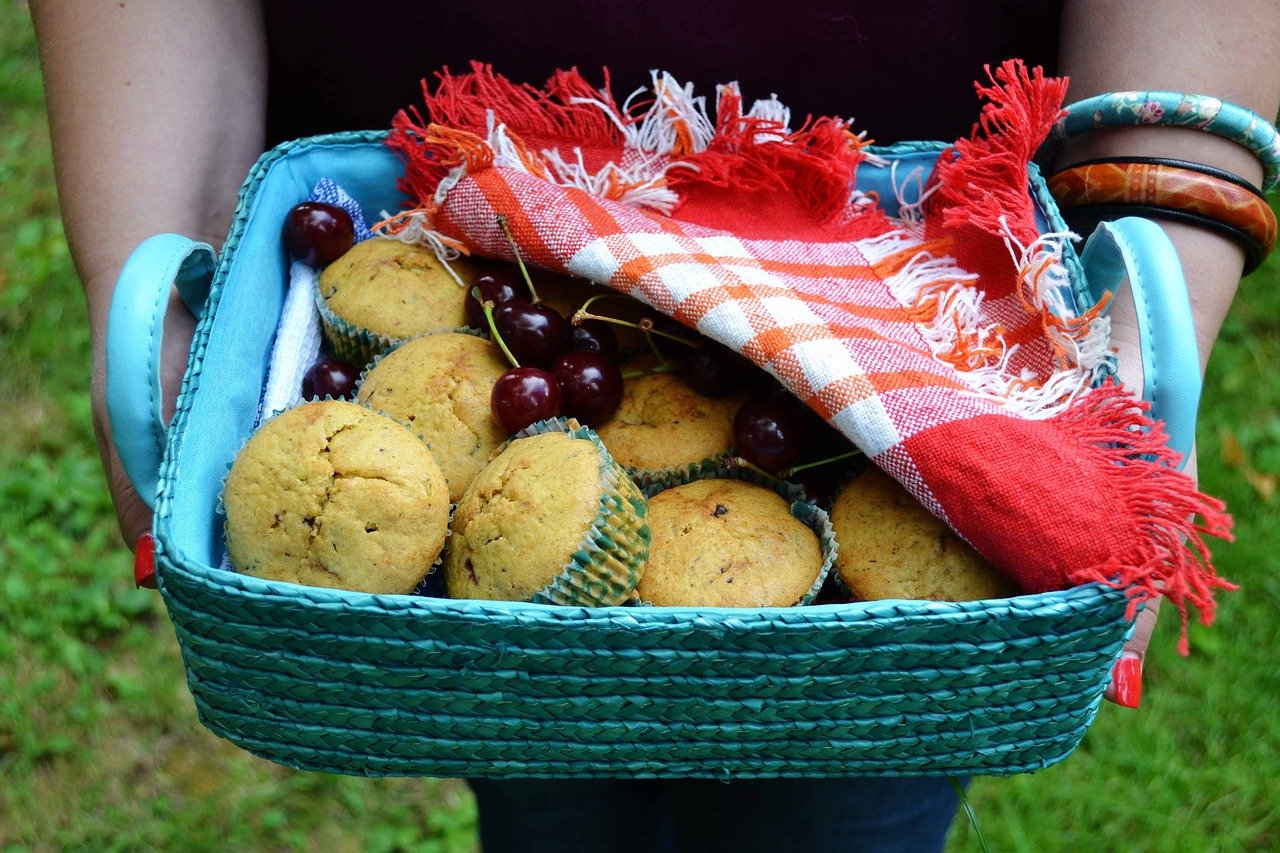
[32,0,267,547]
[1057,0,1280,701]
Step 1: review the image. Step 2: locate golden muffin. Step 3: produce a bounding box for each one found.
[223,400,450,594]
[636,477,827,607]
[595,369,742,485]
[356,332,508,502]
[830,467,1018,601]
[443,427,649,605]
[317,237,488,362]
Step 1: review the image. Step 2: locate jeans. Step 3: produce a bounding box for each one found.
[467,776,962,852]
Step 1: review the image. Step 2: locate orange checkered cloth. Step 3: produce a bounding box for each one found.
[383,59,1233,652]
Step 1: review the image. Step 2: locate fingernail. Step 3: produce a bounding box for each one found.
[1111,651,1143,708]
[134,532,158,589]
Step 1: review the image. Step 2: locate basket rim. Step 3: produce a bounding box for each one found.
[153,130,1117,630]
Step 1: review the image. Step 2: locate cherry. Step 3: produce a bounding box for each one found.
[788,465,845,508]
[491,367,563,434]
[733,393,808,474]
[568,319,620,362]
[301,357,361,400]
[552,351,625,425]
[494,299,569,368]
[282,202,355,267]
[678,341,753,397]
[465,267,533,329]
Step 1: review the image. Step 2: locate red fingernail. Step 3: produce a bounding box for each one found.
[1111,652,1142,708]
[134,532,157,589]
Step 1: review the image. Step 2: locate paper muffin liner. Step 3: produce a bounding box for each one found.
[217,400,453,590]
[622,447,737,492]
[477,416,652,607]
[313,273,484,367]
[633,466,837,607]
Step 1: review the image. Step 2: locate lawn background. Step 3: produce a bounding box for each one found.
[1,3,1277,850]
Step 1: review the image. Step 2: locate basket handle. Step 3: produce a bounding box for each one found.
[106,234,216,509]
[1078,217,1200,469]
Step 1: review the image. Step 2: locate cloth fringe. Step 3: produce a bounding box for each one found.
[385,62,885,233]
[1055,384,1236,656]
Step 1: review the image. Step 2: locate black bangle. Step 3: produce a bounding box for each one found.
[1054,156,1265,199]
[1061,202,1266,275]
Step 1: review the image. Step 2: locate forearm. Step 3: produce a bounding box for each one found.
[1058,0,1280,370]
[31,0,267,343]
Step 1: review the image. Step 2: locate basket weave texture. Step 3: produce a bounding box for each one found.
[154,132,1135,779]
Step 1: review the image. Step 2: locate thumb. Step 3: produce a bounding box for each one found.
[1104,595,1160,708]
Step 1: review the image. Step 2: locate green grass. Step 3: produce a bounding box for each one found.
[2,2,1278,850]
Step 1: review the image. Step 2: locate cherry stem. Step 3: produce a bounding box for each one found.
[495,214,541,303]
[777,449,864,479]
[621,363,673,380]
[573,308,696,348]
[725,456,771,477]
[475,286,520,368]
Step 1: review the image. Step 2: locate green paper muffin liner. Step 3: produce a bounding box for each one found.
[313,273,484,367]
[456,417,652,607]
[217,401,453,590]
[622,447,737,492]
[632,465,838,608]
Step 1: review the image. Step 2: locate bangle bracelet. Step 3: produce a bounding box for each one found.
[1047,161,1277,263]
[1049,92,1280,194]
[1060,202,1266,275]
[1057,156,1263,197]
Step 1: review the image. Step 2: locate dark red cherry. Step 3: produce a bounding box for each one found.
[491,367,563,434]
[788,466,845,508]
[552,351,625,425]
[465,267,533,329]
[733,393,808,474]
[283,202,355,267]
[301,357,361,400]
[494,299,569,368]
[678,341,753,397]
[568,319,620,362]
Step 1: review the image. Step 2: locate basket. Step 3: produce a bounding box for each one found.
[107,129,1196,779]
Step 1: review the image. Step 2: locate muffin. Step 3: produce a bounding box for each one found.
[595,368,742,486]
[636,477,830,607]
[356,331,508,502]
[830,467,1019,601]
[317,237,488,363]
[443,424,649,605]
[223,400,451,594]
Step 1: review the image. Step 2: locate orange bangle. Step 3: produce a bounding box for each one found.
[1047,160,1277,266]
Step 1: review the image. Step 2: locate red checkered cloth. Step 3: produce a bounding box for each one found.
[384,59,1232,652]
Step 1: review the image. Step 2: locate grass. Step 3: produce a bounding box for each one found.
[2,2,1277,849]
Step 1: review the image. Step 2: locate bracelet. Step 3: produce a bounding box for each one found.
[1059,202,1267,275]
[1049,92,1280,194]
[1057,155,1263,196]
[1047,160,1277,267]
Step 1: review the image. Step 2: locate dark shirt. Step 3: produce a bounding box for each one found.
[264,1,1062,147]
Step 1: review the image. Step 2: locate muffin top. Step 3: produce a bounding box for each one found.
[444,431,604,601]
[318,237,486,339]
[830,467,1018,601]
[595,371,741,475]
[356,332,509,502]
[637,478,823,607]
[223,400,451,594]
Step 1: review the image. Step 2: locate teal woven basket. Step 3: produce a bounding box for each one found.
[114,131,1149,779]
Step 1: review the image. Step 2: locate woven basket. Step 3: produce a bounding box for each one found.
[145,131,1136,779]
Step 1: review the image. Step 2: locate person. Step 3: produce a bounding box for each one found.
[29,1,1280,850]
